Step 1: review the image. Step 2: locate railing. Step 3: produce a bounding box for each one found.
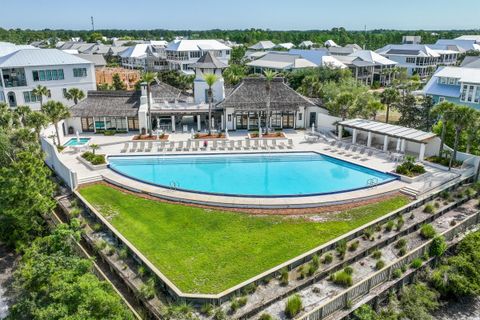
[41,136,78,190]
[298,208,480,320]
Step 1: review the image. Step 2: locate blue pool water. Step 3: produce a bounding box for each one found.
[64,138,91,146]
[108,152,397,197]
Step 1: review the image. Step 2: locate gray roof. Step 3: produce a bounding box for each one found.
[151,81,190,100]
[339,118,436,143]
[74,54,107,67]
[460,56,480,68]
[0,48,93,68]
[70,91,140,117]
[218,77,316,111]
[192,51,227,69]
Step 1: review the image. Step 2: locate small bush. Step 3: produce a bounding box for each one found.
[376,260,386,270]
[311,254,320,268]
[214,308,226,320]
[420,224,437,239]
[92,222,102,232]
[395,238,407,249]
[138,278,156,300]
[230,299,239,313]
[409,213,415,220]
[396,216,405,231]
[332,270,353,287]
[399,247,407,256]
[410,258,423,269]
[285,294,303,318]
[307,262,317,277]
[237,296,248,306]
[450,220,457,226]
[434,202,440,208]
[429,236,447,257]
[348,240,360,252]
[336,239,347,259]
[93,239,107,252]
[440,190,450,199]
[323,253,333,264]
[372,250,382,260]
[344,266,354,275]
[259,313,274,320]
[363,227,374,240]
[385,220,395,232]
[200,303,214,316]
[423,203,435,214]
[118,246,128,259]
[401,264,408,273]
[280,267,289,285]
[392,268,402,279]
[242,282,257,295]
[105,245,115,256]
[138,265,147,277]
[466,187,477,197]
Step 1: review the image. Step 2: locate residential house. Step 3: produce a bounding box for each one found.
[402,36,421,44]
[248,41,276,51]
[423,66,480,108]
[328,44,361,56]
[298,41,314,48]
[247,52,317,73]
[0,43,96,110]
[435,39,480,52]
[74,54,107,68]
[275,43,295,50]
[376,44,440,77]
[120,44,151,69]
[460,56,480,68]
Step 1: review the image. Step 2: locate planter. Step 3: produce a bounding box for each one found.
[77,155,108,171]
[392,171,430,183]
[248,132,286,140]
[193,133,226,140]
[133,135,169,141]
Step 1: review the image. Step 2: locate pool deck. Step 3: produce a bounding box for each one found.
[56,130,466,208]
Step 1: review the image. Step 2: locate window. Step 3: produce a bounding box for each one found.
[298,113,302,121]
[228,114,232,122]
[23,91,39,103]
[73,68,87,77]
[32,69,64,81]
[474,86,480,104]
[439,96,445,102]
[62,88,67,98]
[190,51,201,58]
[406,57,416,64]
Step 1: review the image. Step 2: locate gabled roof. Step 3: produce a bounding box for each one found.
[436,39,480,51]
[324,40,339,47]
[166,39,230,52]
[376,44,440,58]
[246,52,316,70]
[119,44,150,58]
[248,41,276,50]
[276,43,295,50]
[349,50,397,66]
[328,46,358,55]
[289,49,329,65]
[298,41,314,47]
[460,56,480,68]
[455,35,480,42]
[70,91,141,117]
[0,42,35,57]
[192,51,227,69]
[150,81,190,101]
[0,48,93,68]
[218,77,316,110]
[74,54,107,67]
[434,66,480,84]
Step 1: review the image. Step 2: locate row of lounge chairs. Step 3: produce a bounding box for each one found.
[119,139,294,153]
[324,141,374,161]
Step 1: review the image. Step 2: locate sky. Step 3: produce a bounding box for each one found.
[1,0,480,31]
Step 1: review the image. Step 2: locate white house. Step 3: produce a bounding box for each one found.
[120,44,151,69]
[247,52,317,73]
[0,44,95,110]
[275,43,295,50]
[376,44,440,77]
[165,39,231,74]
[298,41,314,48]
[248,41,276,51]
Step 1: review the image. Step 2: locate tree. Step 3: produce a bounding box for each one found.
[380,87,400,124]
[223,64,246,86]
[14,105,31,127]
[90,143,100,155]
[432,101,455,158]
[140,72,157,136]
[203,73,219,134]
[328,92,356,121]
[264,70,277,133]
[32,85,50,108]
[229,46,246,65]
[354,304,380,320]
[41,100,70,146]
[64,88,85,104]
[397,94,420,128]
[398,282,440,320]
[421,96,435,132]
[25,111,49,140]
[465,109,480,154]
[448,105,473,167]
[112,73,127,90]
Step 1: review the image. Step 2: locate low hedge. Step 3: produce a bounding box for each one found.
[82,151,106,165]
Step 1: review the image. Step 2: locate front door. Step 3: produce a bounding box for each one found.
[309,112,317,128]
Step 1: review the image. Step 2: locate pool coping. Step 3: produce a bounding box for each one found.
[106,151,400,199]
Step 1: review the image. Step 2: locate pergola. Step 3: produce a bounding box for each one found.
[338,119,436,161]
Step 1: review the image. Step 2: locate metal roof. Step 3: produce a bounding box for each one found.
[0,48,93,67]
[339,119,436,143]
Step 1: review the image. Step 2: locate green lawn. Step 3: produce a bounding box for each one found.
[79,185,409,294]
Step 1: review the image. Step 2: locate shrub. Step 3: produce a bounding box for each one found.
[92,222,102,232]
[307,262,317,277]
[336,239,347,259]
[392,268,403,279]
[237,296,248,306]
[344,266,354,275]
[230,299,239,313]
[297,265,306,279]
[214,308,226,320]
[372,250,382,260]
[93,239,107,252]
[332,271,353,287]
[401,264,408,273]
[409,213,415,220]
[376,260,386,270]
[105,245,115,256]
[259,313,274,320]
[396,157,426,177]
[363,227,374,240]
[395,238,407,249]
[138,265,147,277]
[118,246,128,259]
[434,202,440,208]
[420,224,437,239]
[465,187,476,198]
[450,220,457,226]
[285,294,303,318]
[280,267,289,285]
[69,206,82,218]
[410,258,423,269]
[242,282,257,295]
[385,220,395,232]
[375,224,382,232]
[399,247,407,256]
[396,216,405,231]
[349,240,360,252]
[429,236,447,257]
[200,303,214,316]
[81,151,106,165]
[311,254,320,269]
[440,190,450,199]
[323,253,333,264]
[138,278,156,300]
[423,203,435,214]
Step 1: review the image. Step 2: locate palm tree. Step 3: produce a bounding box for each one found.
[32,85,50,108]
[465,110,480,154]
[41,101,70,146]
[264,70,277,134]
[380,87,400,124]
[223,64,246,86]
[140,72,157,136]
[448,105,474,168]
[64,88,85,104]
[25,111,49,140]
[203,73,219,134]
[14,105,32,127]
[432,101,455,158]
[90,144,100,155]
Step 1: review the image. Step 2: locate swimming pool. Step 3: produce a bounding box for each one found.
[108,152,397,197]
[64,138,91,146]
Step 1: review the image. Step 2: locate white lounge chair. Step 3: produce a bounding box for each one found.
[219,141,226,151]
[211,140,218,151]
[270,139,277,150]
[253,140,259,150]
[145,141,153,152]
[235,140,242,150]
[245,139,251,150]
[324,140,336,151]
[137,141,145,152]
[192,140,199,151]
[278,140,286,149]
[176,141,183,151]
[157,141,165,152]
[287,139,293,149]
[184,140,191,151]
[120,142,128,153]
[261,139,268,150]
[166,141,174,152]
[228,140,235,150]
[129,141,137,152]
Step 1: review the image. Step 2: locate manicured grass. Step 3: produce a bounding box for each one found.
[79,184,409,294]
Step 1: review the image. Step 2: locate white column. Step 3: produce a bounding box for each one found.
[280,115,283,129]
[125,116,129,133]
[401,139,406,152]
[419,143,426,161]
[338,125,343,139]
[293,111,297,129]
[247,113,250,130]
[352,129,357,144]
[171,115,175,132]
[383,135,389,152]
[367,131,372,147]
[104,117,107,131]
[396,138,401,152]
[221,114,224,130]
[197,115,201,131]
